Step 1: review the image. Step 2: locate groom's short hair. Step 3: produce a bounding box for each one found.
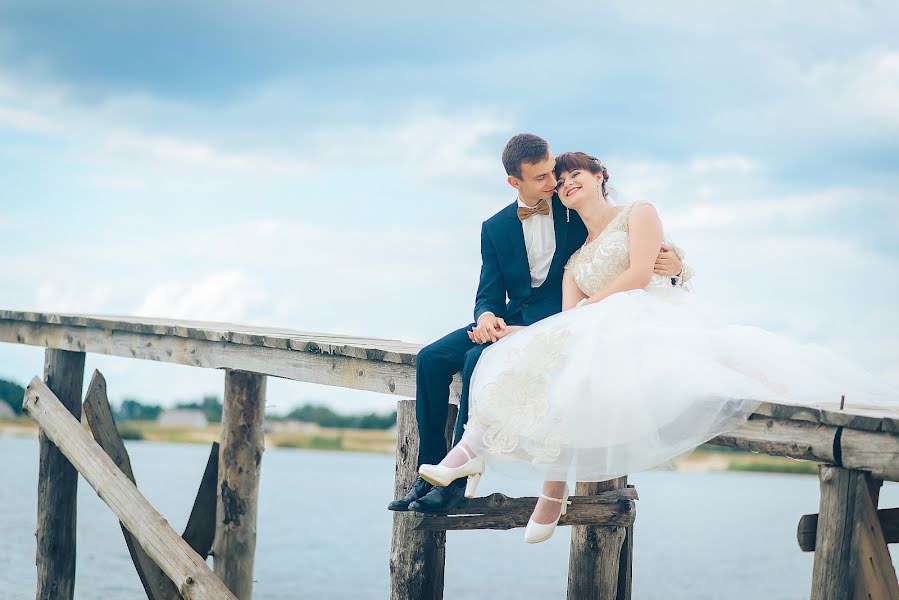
[502,134,550,179]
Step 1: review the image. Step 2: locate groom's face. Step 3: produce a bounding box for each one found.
[512,154,557,205]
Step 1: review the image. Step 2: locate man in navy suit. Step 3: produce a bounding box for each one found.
[387,134,685,514]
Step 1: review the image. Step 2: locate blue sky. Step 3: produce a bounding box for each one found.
[1,1,897,414]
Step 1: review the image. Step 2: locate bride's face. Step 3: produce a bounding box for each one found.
[555,168,603,208]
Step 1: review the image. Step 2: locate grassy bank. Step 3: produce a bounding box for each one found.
[0,418,818,474]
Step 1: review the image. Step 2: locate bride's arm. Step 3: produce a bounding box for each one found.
[582,203,663,306]
[562,269,587,310]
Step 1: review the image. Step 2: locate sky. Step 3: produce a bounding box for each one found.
[1,0,897,415]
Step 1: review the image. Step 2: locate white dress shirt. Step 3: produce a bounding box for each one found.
[518,197,556,288]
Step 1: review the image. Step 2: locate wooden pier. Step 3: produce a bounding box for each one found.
[1,309,898,599]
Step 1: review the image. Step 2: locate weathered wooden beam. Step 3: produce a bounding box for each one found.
[82,370,180,600]
[389,398,456,600]
[23,377,237,600]
[709,415,899,482]
[0,318,458,401]
[852,475,899,599]
[807,468,899,598]
[0,310,424,364]
[709,415,836,461]
[798,507,899,552]
[567,477,630,600]
[183,442,219,559]
[35,349,85,600]
[810,466,863,599]
[213,370,266,600]
[413,488,637,531]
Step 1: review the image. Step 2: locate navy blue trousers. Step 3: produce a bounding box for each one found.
[415,325,490,467]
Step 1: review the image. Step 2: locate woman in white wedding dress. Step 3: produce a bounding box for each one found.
[418,151,896,544]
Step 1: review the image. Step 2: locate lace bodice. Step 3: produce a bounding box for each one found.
[565,202,674,297]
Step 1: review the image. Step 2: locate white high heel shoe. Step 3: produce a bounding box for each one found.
[524,485,571,544]
[418,445,485,499]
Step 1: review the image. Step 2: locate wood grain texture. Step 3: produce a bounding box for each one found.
[798,507,899,552]
[35,349,85,600]
[852,476,899,600]
[23,377,236,600]
[709,416,899,482]
[0,311,422,363]
[82,370,180,600]
[389,399,455,600]
[568,477,630,600]
[810,466,862,599]
[0,319,462,401]
[412,489,637,531]
[214,370,266,600]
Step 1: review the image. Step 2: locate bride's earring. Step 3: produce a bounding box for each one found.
[566,208,570,223]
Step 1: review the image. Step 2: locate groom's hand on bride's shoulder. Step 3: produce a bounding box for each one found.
[470,313,506,344]
[654,244,683,277]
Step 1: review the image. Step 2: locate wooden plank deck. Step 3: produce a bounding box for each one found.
[0,310,451,399]
[2,309,897,450]
[4,310,898,599]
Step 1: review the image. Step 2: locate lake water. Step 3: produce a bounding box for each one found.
[1,436,897,599]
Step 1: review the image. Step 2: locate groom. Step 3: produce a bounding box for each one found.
[388,133,686,514]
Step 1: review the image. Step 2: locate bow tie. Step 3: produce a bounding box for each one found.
[517,199,551,221]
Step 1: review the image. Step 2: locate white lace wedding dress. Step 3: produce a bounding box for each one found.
[462,202,896,482]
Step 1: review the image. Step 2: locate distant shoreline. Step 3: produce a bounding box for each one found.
[0,418,817,475]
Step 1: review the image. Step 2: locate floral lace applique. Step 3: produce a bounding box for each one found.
[472,330,572,456]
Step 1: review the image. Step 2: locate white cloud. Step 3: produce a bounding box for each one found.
[135,271,269,323]
[102,132,311,178]
[804,48,899,126]
[35,281,114,314]
[689,156,759,173]
[0,105,57,133]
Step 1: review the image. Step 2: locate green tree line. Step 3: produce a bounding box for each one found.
[0,377,395,429]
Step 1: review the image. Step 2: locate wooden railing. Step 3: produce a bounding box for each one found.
[2,310,898,599]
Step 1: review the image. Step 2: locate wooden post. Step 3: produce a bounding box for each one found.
[23,377,237,600]
[810,466,899,599]
[811,466,863,599]
[389,398,457,600]
[214,370,266,600]
[35,349,85,600]
[567,476,630,600]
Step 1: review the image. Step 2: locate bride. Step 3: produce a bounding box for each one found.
[418,151,896,544]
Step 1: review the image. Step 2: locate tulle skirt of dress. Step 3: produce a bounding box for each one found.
[464,287,896,482]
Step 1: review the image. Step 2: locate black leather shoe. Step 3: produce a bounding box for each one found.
[408,479,467,515]
[388,476,434,511]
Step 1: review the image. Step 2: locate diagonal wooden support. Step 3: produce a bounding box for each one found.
[412,488,637,531]
[810,466,899,600]
[182,442,219,559]
[83,370,220,598]
[82,370,179,600]
[23,376,237,600]
[852,474,899,599]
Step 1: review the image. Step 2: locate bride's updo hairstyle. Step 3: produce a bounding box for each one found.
[554,152,610,199]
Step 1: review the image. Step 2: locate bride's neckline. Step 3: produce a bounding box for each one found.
[582,206,628,246]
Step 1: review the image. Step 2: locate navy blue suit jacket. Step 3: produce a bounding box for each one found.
[473,196,588,327]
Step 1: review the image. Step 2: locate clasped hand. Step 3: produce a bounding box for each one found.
[468,314,522,344]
